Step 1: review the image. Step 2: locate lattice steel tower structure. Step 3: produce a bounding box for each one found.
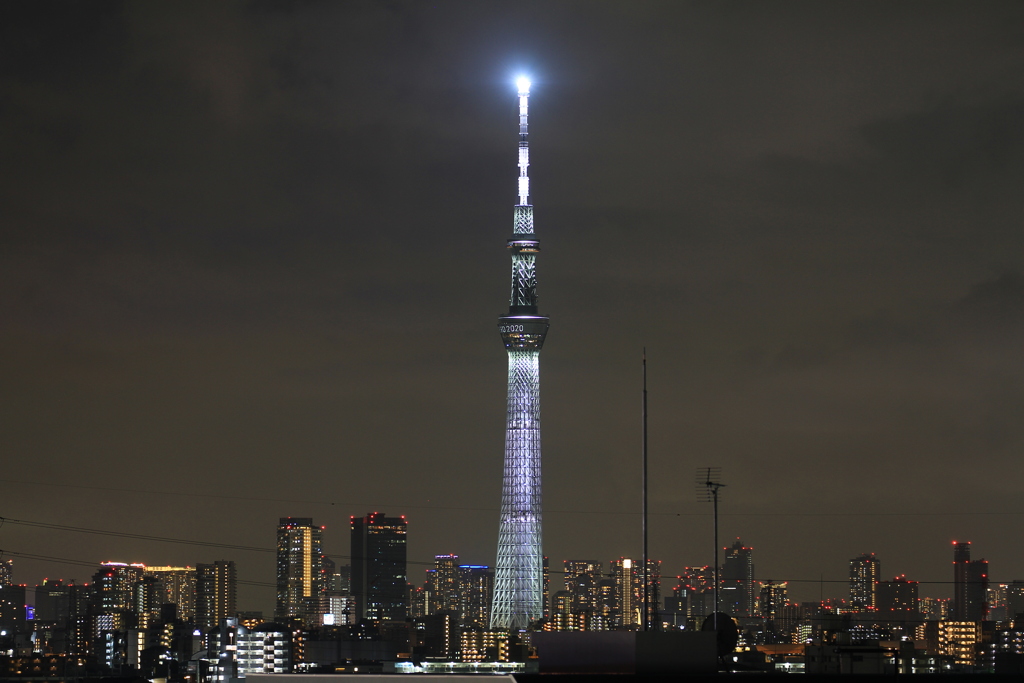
[491,77,549,631]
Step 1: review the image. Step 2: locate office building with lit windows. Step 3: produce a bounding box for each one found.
[458,565,493,629]
[197,560,237,630]
[93,562,145,612]
[144,566,197,622]
[427,554,461,616]
[611,558,636,628]
[849,553,880,610]
[275,518,327,623]
[563,561,601,615]
[351,512,407,623]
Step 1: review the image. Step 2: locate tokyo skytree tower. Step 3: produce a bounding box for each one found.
[491,77,549,631]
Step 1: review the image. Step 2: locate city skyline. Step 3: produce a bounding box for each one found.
[2,1,1023,612]
[0,530,1013,618]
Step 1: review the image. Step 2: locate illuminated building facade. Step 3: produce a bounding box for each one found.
[427,554,461,616]
[275,518,326,623]
[197,560,237,630]
[564,561,602,617]
[491,76,549,631]
[458,565,493,629]
[849,553,880,610]
[144,566,197,622]
[134,575,162,628]
[92,562,144,612]
[612,558,636,628]
[937,621,980,665]
[759,580,788,620]
[350,512,407,623]
[236,623,291,674]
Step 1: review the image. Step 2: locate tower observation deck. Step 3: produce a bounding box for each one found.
[490,77,549,631]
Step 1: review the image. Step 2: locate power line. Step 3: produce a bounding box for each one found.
[2,478,1022,518]
[0,550,276,588]
[2,517,273,553]
[0,516,466,571]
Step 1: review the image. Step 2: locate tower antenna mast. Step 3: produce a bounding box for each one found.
[696,467,725,630]
[642,349,650,631]
[491,77,550,631]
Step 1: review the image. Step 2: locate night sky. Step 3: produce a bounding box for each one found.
[3,0,1023,612]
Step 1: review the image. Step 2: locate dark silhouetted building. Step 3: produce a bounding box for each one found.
[351,512,407,623]
[877,575,919,613]
[0,583,26,636]
[953,541,988,621]
[722,539,754,617]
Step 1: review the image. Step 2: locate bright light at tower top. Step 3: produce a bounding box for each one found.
[516,76,531,94]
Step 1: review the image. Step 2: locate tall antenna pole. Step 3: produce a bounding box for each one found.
[642,349,648,631]
[491,76,549,631]
[696,467,725,630]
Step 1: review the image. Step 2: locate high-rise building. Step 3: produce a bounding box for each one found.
[952,541,988,621]
[1007,581,1024,620]
[0,559,12,586]
[758,580,789,643]
[34,579,71,625]
[612,558,637,629]
[275,518,327,622]
[144,566,197,622]
[196,560,236,630]
[849,553,880,610]
[640,559,661,626]
[919,596,951,621]
[876,575,919,613]
[350,512,407,623]
[759,581,788,621]
[427,554,460,616]
[92,562,145,613]
[987,583,1008,622]
[721,539,754,617]
[0,583,26,636]
[134,575,164,628]
[678,566,715,619]
[330,564,351,595]
[965,559,989,621]
[458,565,493,629]
[491,76,549,631]
[564,561,602,616]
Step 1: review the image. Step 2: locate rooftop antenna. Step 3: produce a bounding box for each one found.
[642,349,649,631]
[696,467,725,630]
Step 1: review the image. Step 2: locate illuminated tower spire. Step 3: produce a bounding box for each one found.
[491,76,549,631]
